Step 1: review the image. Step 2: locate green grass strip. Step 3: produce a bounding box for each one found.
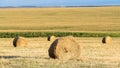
[0,32,119,38]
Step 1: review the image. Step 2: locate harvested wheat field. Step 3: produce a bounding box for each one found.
[0,6,120,68]
[0,7,120,32]
[0,37,120,68]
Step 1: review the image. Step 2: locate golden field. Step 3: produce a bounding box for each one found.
[0,7,120,68]
[0,37,120,68]
[0,7,120,32]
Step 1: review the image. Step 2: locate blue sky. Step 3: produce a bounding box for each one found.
[0,0,120,7]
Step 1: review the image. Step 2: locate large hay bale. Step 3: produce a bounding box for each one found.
[47,35,56,41]
[48,36,81,60]
[102,36,112,44]
[13,36,28,47]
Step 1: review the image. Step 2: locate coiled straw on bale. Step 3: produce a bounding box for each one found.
[102,36,112,44]
[13,36,28,47]
[47,35,56,41]
[48,36,81,60]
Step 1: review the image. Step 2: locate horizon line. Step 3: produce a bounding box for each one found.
[0,5,120,8]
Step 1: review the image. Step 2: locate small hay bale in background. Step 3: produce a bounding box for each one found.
[102,36,112,44]
[13,36,28,47]
[48,36,81,60]
[47,35,56,41]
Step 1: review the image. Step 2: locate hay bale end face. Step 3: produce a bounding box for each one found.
[13,36,28,47]
[102,36,112,44]
[48,36,81,60]
[47,36,56,41]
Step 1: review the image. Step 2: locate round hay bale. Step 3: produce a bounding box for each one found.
[47,35,56,41]
[48,36,81,60]
[102,36,112,44]
[13,36,28,47]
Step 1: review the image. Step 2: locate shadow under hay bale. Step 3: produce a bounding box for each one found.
[102,36,112,44]
[13,36,28,47]
[47,35,56,41]
[48,36,81,60]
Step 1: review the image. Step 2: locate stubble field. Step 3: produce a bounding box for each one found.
[0,6,120,32]
[0,6,120,68]
[0,37,120,68]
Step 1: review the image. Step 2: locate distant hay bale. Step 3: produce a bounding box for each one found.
[47,35,56,41]
[102,36,112,44]
[13,36,28,47]
[48,36,81,60]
